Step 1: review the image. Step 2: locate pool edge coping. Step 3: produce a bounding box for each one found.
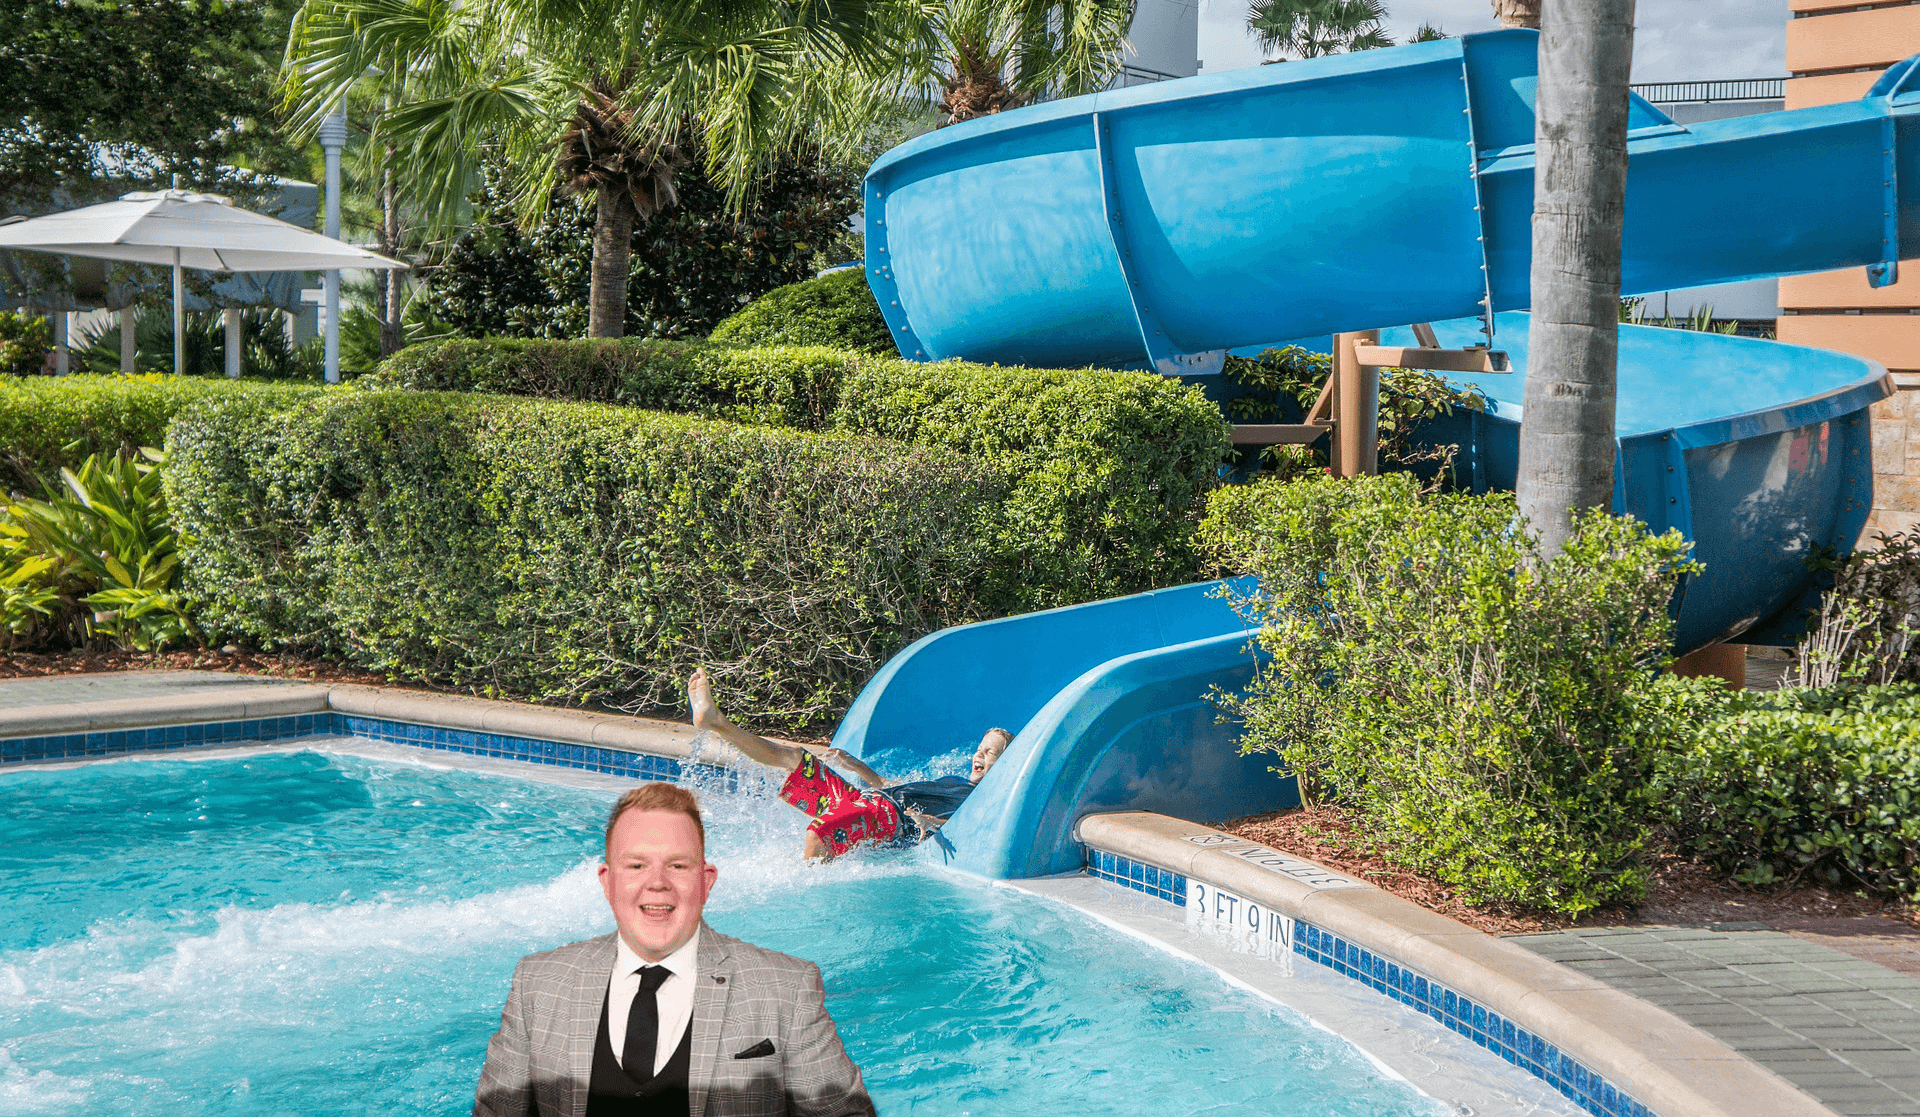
[0,677,723,763]
[1075,811,1839,1117]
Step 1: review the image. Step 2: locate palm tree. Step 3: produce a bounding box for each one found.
[1490,0,1541,28]
[927,0,1137,124]
[1248,0,1392,62]
[1513,0,1636,557]
[283,0,914,338]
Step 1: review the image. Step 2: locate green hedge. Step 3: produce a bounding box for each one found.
[0,374,321,492]
[1202,473,1701,916]
[163,389,1016,728]
[707,268,894,353]
[369,340,1230,607]
[1654,683,1920,899]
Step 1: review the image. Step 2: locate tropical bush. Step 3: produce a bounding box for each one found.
[707,268,893,354]
[164,389,1019,728]
[71,306,323,380]
[1655,683,1920,899]
[1203,473,1701,916]
[0,449,198,651]
[369,341,1230,607]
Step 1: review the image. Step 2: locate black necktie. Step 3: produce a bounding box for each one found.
[624,965,672,1079]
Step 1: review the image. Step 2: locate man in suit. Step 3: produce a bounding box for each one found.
[474,783,876,1117]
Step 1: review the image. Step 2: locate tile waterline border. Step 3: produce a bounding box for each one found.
[1077,811,1837,1117]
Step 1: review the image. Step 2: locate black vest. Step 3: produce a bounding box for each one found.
[586,987,693,1117]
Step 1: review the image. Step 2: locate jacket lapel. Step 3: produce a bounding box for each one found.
[687,924,734,1117]
[563,935,618,1117]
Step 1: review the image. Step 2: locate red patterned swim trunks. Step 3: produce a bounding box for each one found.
[780,753,905,856]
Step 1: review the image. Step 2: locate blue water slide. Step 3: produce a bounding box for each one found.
[846,28,1912,879]
[832,580,1298,879]
[865,28,1920,372]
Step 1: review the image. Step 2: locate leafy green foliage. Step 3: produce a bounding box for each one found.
[0,309,51,375]
[1202,473,1701,915]
[0,449,199,651]
[0,374,322,493]
[369,340,1229,607]
[164,389,1016,729]
[1654,684,1920,899]
[708,269,892,354]
[421,150,860,341]
[0,0,304,218]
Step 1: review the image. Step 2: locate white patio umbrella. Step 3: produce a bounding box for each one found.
[0,189,405,375]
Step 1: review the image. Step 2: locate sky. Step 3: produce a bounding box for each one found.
[1197,0,1792,83]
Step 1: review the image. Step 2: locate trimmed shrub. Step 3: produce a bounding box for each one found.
[369,341,1230,608]
[1655,683,1920,899]
[368,338,846,430]
[1202,473,1701,916]
[833,358,1226,606]
[708,268,893,354]
[0,374,321,493]
[164,389,1015,728]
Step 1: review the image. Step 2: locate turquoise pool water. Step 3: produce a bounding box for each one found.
[1,747,1447,1116]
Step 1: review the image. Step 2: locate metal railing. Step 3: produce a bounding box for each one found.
[1629,77,1787,105]
[1113,63,1187,87]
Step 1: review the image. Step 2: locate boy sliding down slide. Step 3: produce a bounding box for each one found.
[688,667,1011,861]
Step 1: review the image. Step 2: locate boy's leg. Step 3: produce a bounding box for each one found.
[688,667,807,772]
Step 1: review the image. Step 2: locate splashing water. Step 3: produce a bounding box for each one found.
[1,748,1445,1116]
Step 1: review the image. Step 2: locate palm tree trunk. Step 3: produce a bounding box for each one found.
[1514,0,1635,558]
[1490,0,1541,28]
[379,156,404,357]
[588,183,636,338]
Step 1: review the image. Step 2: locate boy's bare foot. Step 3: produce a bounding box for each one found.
[689,667,720,730]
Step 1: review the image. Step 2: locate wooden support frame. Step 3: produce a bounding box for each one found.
[1351,344,1511,374]
[1227,323,1508,464]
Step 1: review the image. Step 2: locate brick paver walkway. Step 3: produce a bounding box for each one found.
[1509,926,1920,1116]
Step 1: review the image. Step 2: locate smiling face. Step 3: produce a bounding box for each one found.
[970,728,1013,781]
[598,807,717,961]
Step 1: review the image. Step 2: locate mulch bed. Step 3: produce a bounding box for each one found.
[0,646,392,686]
[1218,806,1920,936]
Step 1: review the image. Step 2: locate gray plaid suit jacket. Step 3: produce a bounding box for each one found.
[474,924,875,1117]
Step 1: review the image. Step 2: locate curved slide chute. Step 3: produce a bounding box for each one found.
[844,28,1913,878]
[866,28,1920,374]
[832,580,1296,880]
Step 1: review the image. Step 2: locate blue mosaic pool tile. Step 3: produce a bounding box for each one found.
[1084,851,1185,903]
[1083,844,1656,1117]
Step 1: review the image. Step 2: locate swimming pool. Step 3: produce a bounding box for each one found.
[1,745,1456,1116]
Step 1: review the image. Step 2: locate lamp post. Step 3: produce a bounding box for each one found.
[319,106,348,384]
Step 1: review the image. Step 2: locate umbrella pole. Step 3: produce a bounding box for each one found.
[172,246,185,376]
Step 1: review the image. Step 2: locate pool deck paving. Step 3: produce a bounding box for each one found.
[5,669,1919,1117]
[1507,926,1920,1117]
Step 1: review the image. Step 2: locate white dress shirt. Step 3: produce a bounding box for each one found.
[606,929,701,1076]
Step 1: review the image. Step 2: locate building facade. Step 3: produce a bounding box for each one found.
[1778,0,1920,537]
